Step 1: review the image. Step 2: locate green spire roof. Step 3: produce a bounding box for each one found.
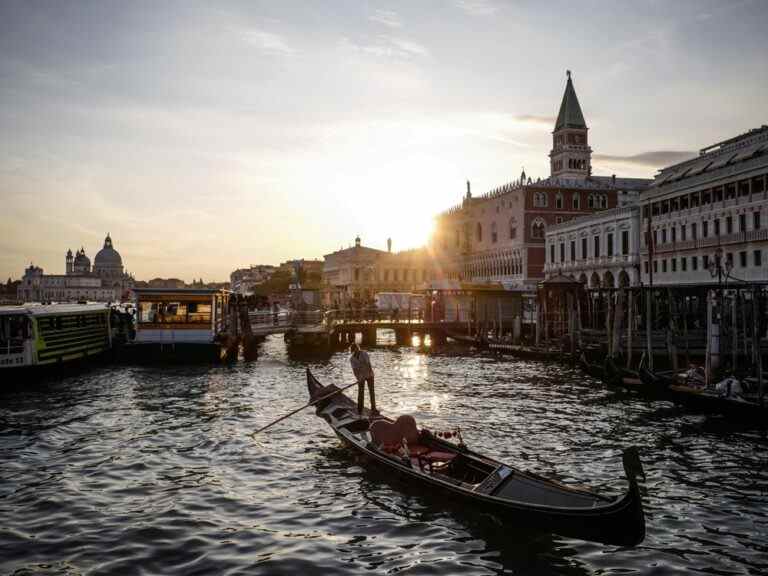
[555,70,586,130]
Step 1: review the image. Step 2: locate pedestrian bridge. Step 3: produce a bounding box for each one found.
[248,308,469,343]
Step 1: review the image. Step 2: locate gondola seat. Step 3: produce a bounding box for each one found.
[371,415,424,452]
[370,415,456,471]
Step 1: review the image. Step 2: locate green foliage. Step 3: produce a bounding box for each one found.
[251,270,292,296]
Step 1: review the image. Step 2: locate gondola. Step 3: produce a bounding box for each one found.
[640,366,767,421]
[488,342,565,362]
[306,369,646,546]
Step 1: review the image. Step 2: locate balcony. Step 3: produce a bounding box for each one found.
[544,254,639,273]
[642,228,768,255]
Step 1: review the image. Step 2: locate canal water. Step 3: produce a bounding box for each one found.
[1,336,766,575]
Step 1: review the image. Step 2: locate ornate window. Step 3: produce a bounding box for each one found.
[600,194,608,208]
[534,192,548,207]
[531,217,546,239]
[491,222,498,243]
[587,193,595,209]
[555,192,563,209]
[572,193,580,209]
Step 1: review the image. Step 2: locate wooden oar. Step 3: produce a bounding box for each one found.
[251,380,361,436]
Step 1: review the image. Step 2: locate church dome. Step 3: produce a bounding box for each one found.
[94,234,123,269]
[73,248,91,270]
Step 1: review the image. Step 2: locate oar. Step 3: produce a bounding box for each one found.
[251,380,361,436]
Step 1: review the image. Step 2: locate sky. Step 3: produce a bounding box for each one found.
[1,0,767,282]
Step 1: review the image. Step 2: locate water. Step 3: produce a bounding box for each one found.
[1,335,767,575]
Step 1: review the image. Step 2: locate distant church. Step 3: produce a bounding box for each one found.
[18,234,135,302]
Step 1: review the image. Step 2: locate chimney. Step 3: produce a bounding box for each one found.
[387,238,392,252]
[466,180,472,199]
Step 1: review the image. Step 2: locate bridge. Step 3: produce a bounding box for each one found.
[248,309,471,347]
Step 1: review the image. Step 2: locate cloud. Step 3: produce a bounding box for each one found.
[514,114,555,126]
[454,0,500,16]
[593,150,697,168]
[369,9,402,28]
[341,35,429,59]
[243,30,295,56]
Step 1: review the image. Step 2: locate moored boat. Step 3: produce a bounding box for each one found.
[640,367,766,420]
[306,369,646,546]
[0,302,112,373]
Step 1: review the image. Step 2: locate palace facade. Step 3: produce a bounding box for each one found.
[432,72,651,289]
[18,234,135,302]
[544,205,642,287]
[640,125,768,286]
[322,237,434,307]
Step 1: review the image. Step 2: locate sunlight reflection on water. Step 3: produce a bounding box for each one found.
[0,336,766,575]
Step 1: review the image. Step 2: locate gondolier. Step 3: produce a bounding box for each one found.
[350,343,376,415]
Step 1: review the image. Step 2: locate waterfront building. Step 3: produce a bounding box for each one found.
[640,126,768,285]
[230,265,277,295]
[544,205,642,287]
[278,259,323,277]
[17,234,135,303]
[322,237,434,307]
[431,72,651,290]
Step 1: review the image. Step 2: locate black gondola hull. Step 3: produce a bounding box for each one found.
[307,369,645,546]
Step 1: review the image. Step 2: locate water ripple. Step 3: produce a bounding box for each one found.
[1,338,766,575]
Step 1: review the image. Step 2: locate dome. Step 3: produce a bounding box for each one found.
[94,234,123,268]
[73,248,91,269]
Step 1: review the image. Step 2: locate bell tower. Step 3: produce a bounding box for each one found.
[549,70,592,180]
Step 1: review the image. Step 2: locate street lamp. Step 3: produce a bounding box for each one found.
[709,246,732,287]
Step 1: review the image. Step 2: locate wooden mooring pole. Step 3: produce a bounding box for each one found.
[752,287,764,404]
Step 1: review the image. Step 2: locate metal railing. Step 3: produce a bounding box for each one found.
[248,310,326,328]
[323,308,426,326]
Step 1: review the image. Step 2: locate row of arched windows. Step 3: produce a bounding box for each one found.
[464,253,524,279]
[460,220,520,245]
[587,193,608,209]
[535,191,606,210]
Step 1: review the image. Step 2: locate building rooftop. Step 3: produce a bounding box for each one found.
[132,288,225,295]
[0,303,109,316]
[652,125,768,188]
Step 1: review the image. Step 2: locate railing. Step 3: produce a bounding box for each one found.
[642,228,768,255]
[323,308,425,326]
[248,310,326,329]
[543,254,638,273]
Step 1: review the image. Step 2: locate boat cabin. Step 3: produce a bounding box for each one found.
[133,288,229,345]
[0,303,111,369]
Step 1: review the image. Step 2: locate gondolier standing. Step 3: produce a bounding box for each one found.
[350,343,376,416]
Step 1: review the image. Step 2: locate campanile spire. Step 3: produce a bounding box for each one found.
[550,70,592,180]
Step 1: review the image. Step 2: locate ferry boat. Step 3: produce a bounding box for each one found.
[0,303,112,371]
[127,288,230,362]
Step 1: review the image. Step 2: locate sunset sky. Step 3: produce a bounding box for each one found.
[1,0,766,281]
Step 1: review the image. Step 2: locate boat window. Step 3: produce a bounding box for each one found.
[138,300,211,325]
[0,315,31,354]
[187,303,212,324]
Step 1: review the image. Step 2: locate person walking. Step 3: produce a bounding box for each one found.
[349,343,376,416]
